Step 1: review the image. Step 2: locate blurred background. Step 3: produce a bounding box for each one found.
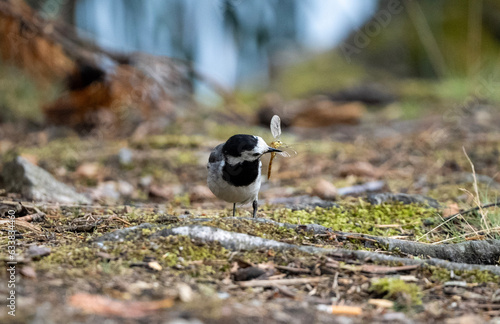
[2,0,500,131]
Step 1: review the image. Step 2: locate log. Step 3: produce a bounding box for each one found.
[0,0,192,131]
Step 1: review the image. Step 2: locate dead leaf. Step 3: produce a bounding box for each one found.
[69,293,173,318]
[443,203,460,218]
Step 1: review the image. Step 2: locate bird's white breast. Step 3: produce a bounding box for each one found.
[207,160,262,205]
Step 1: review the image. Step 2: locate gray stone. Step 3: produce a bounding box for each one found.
[366,193,440,208]
[267,195,338,211]
[118,147,133,165]
[2,156,91,204]
[26,245,51,259]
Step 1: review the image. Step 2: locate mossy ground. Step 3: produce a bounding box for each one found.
[370,277,423,309]
[2,66,500,322]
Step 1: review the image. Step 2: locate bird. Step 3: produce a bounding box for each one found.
[207,134,282,218]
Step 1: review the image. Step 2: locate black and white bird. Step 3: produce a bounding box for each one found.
[207,134,281,218]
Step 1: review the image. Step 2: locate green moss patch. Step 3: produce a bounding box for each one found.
[269,203,438,239]
[370,277,422,309]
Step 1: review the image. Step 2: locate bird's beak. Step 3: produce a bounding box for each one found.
[266,147,282,153]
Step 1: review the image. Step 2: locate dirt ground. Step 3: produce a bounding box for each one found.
[1,108,500,323]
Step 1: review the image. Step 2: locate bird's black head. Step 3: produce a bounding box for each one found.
[222,134,280,164]
[223,135,258,157]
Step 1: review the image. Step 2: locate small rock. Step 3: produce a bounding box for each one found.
[95,223,154,245]
[177,283,194,302]
[312,179,337,200]
[232,267,267,281]
[147,261,163,271]
[381,312,411,323]
[91,181,121,202]
[128,281,156,295]
[366,193,440,208]
[118,148,133,165]
[337,180,385,196]
[20,266,37,279]
[149,184,174,200]
[75,162,101,180]
[217,292,230,300]
[2,156,91,204]
[444,281,468,288]
[189,185,214,202]
[117,180,134,197]
[339,161,377,178]
[493,289,500,302]
[26,245,51,259]
[267,195,338,211]
[139,175,153,188]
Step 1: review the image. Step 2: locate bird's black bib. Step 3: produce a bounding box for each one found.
[222,160,259,187]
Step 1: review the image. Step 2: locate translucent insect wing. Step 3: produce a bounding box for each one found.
[270,115,282,139]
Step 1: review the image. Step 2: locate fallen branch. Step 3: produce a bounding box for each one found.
[148,225,500,276]
[238,277,328,288]
[94,220,500,272]
[275,265,311,274]
[221,217,500,265]
[0,219,42,233]
[16,212,46,222]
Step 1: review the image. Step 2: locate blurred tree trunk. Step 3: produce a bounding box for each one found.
[0,0,193,133]
[60,0,76,25]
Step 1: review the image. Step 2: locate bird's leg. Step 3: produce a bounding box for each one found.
[252,200,258,218]
[233,203,236,217]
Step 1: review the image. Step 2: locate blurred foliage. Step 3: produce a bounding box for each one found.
[343,0,500,80]
[0,62,59,124]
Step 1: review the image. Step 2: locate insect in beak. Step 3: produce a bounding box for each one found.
[267,147,282,153]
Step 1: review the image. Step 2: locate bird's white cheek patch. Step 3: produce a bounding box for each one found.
[226,155,246,165]
[256,138,270,154]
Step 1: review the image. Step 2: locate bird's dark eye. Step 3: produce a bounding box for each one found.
[252,153,260,157]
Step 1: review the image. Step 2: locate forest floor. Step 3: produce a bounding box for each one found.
[1,105,500,323]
